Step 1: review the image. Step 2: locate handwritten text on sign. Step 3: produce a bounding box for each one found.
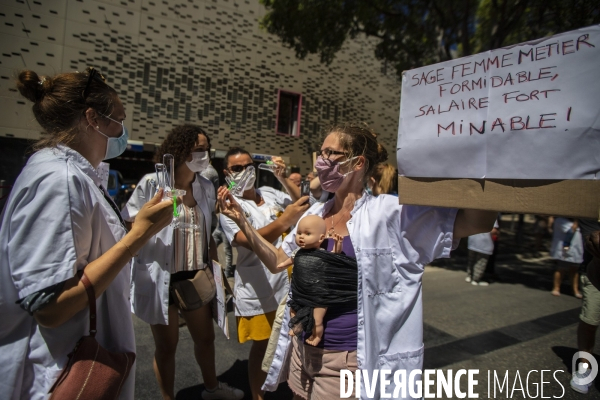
[397,26,600,180]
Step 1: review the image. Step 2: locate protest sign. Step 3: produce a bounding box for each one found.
[211,260,229,339]
[398,25,600,180]
[397,26,600,218]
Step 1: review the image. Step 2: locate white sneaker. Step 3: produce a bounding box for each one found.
[570,376,593,394]
[202,382,244,400]
[465,276,472,283]
[471,281,489,286]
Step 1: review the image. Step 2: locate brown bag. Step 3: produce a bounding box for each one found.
[49,272,136,400]
[170,265,216,311]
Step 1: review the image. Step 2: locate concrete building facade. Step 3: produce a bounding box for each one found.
[0,0,401,174]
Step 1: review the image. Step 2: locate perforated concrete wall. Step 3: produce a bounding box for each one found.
[0,0,401,171]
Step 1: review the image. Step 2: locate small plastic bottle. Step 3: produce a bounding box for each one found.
[258,160,277,172]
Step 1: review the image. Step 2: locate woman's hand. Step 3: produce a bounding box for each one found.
[130,188,174,240]
[279,196,311,227]
[271,156,287,179]
[217,186,245,224]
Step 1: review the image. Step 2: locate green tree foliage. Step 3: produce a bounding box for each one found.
[260,0,600,75]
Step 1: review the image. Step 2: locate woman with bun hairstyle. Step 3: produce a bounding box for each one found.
[218,122,497,399]
[122,125,243,400]
[0,68,174,399]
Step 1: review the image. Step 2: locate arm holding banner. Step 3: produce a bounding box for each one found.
[453,209,498,239]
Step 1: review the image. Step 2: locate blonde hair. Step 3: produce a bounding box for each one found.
[371,163,398,195]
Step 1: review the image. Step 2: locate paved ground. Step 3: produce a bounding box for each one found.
[133,215,599,399]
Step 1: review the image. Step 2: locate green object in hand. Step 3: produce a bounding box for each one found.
[228,181,236,190]
[172,189,179,217]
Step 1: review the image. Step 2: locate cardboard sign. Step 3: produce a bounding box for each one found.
[398,25,600,180]
[211,260,229,339]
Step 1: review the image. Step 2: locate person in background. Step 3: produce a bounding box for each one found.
[466,220,500,286]
[534,215,553,251]
[0,68,174,399]
[306,171,315,181]
[219,147,309,400]
[571,223,600,394]
[368,162,398,195]
[123,125,243,400]
[288,172,302,188]
[551,217,583,297]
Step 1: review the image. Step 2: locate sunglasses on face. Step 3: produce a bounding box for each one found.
[228,163,254,173]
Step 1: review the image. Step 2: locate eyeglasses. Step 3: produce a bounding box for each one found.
[228,163,254,173]
[100,113,125,127]
[316,148,348,160]
[82,67,106,100]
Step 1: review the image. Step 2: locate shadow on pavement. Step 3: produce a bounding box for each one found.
[176,359,293,400]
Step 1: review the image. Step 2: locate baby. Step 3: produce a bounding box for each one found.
[277,215,342,346]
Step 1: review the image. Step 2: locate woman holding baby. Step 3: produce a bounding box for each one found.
[218,122,496,399]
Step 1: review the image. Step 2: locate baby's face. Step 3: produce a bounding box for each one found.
[296,225,324,249]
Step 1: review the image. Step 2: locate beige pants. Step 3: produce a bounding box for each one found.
[287,336,358,400]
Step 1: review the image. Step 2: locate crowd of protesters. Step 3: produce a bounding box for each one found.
[0,68,598,400]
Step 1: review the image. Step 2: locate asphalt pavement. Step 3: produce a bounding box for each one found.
[133,214,599,399]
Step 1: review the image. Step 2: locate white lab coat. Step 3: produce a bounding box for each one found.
[121,173,216,325]
[0,146,135,400]
[263,193,458,400]
[220,186,291,316]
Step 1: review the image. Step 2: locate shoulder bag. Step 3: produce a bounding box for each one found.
[169,212,216,311]
[49,272,136,400]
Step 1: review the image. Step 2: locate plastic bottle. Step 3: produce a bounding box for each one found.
[258,160,277,172]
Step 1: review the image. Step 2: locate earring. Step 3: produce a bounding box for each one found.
[96,126,99,128]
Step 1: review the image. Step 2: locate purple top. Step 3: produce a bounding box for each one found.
[302,236,358,351]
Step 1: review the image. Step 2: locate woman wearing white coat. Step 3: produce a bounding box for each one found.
[0,68,174,399]
[122,125,243,400]
[218,123,497,400]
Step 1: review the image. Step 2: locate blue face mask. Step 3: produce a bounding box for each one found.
[95,115,128,160]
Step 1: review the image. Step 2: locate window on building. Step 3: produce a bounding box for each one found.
[276,90,302,137]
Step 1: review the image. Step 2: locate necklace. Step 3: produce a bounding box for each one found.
[327,209,349,237]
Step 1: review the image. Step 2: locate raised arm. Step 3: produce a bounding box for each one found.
[218,187,297,273]
[272,156,301,202]
[453,209,498,239]
[230,195,308,249]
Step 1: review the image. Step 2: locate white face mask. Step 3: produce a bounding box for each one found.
[185,151,210,172]
[227,166,256,194]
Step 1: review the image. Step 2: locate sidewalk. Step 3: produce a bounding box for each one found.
[421,214,596,398]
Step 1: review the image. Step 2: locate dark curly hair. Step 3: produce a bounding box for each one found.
[155,124,211,168]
